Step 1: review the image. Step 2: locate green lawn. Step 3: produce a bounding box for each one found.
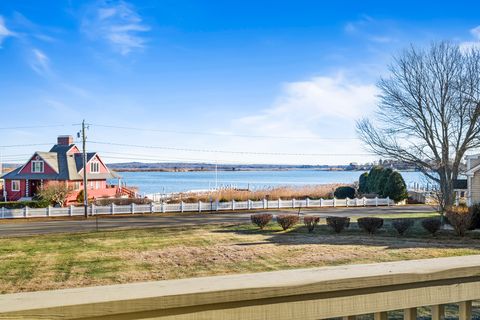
[1,211,480,295]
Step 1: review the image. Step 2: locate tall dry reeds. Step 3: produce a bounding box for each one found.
[169,184,346,203]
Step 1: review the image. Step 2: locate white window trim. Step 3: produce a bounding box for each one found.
[11,180,20,192]
[90,161,100,173]
[31,160,44,173]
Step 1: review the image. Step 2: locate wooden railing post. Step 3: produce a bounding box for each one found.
[431,304,445,320]
[404,307,417,320]
[459,301,472,320]
[374,312,387,320]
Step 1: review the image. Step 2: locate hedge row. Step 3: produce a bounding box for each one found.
[249,213,466,237]
[0,200,50,209]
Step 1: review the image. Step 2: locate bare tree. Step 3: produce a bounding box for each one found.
[357,42,480,212]
[38,183,72,207]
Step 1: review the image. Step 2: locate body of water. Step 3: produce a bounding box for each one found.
[114,170,427,195]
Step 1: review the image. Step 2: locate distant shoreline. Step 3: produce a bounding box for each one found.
[112,168,419,173]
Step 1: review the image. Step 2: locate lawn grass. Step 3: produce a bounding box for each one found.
[1,211,480,295]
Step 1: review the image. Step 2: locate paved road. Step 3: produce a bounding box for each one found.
[0,205,435,237]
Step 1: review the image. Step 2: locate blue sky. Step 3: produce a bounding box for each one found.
[1,0,480,165]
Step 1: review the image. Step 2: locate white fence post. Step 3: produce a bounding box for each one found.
[387,196,391,207]
[24,206,29,218]
[248,200,252,210]
[363,197,366,207]
[355,198,359,206]
[131,203,135,214]
[1,207,4,218]
[69,205,73,216]
[150,202,155,214]
[162,202,166,213]
[198,201,202,213]
[180,201,184,213]
[277,198,281,209]
[232,200,235,211]
[346,197,349,207]
[111,203,115,215]
[92,204,96,216]
[215,200,219,211]
[292,198,295,209]
[333,197,336,207]
[306,198,310,207]
[320,198,323,207]
[47,206,51,217]
[263,198,267,209]
[375,196,378,206]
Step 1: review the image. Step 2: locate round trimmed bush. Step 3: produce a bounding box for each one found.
[421,218,441,235]
[357,217,384,234]
[303,216,320,232]
[250,213,273,229]
[326,216,350,233]
[391,219,414,236]
[276,215,300,230]
[334,186,355,199]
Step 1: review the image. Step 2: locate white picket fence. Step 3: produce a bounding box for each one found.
[0,197,393,219]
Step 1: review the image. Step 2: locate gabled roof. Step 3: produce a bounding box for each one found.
[1,143,119,181]
[466,163,480,175]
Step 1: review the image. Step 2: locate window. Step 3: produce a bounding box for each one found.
[11,180,20,192]
[31,161,44,173]
[74,182,81,190]
[90,162,100,173]
[96,181,100,189]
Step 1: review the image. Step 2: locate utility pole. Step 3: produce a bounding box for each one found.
[80,120,89,218]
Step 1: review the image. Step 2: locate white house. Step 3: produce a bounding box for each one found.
[465,154,480,205]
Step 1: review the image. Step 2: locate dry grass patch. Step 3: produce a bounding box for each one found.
[1,218,480,294]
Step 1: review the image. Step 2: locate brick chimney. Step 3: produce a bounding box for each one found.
[57,135,74,146]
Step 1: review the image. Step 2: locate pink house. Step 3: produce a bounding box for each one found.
[1,135,129,204]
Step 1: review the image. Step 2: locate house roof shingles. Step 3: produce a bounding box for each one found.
[1,143,119,181]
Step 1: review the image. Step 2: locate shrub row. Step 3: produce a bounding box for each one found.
[249,213,469,237]
[0,200,50,209]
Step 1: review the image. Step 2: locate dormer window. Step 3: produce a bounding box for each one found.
[90,161,100,173]
[31,160,44,173]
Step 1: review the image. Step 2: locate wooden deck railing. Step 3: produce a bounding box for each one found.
[1,255,480,319]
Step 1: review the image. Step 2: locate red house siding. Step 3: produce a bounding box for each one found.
[4,179,26,201]
[82,155,110,175]
[19,157,56,175]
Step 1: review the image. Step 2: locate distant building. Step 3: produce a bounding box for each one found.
[0,135,132,204]
[465,154,480,205]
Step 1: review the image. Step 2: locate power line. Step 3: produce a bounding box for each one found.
[0,143,53,148]
[90,123,360,141]
[0,124,73,130]
[90,140,374,157]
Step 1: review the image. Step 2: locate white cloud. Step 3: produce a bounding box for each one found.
[471,26,480,39]
[0,16,15,47]
[344,16,396,44]
[237,74,378,136]
[460,26,480,53]
[82,0,150,55]
[30,48,51,76]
